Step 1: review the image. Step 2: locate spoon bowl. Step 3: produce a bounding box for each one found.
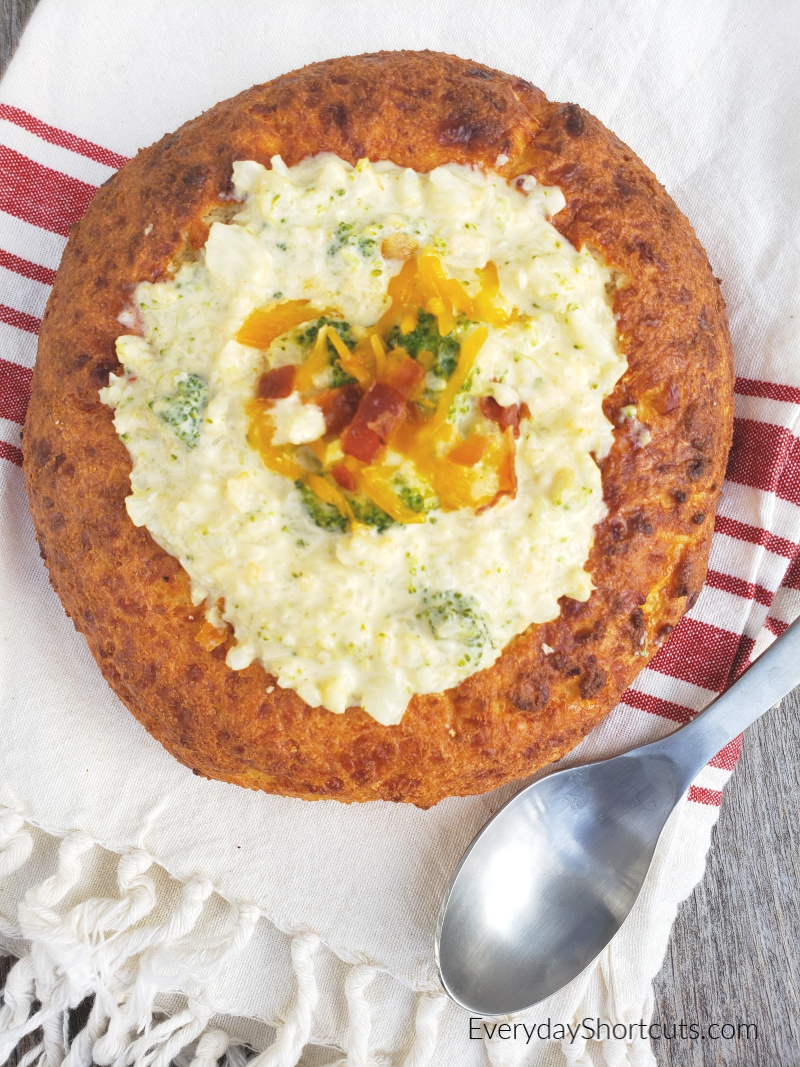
[436,750,683,1014]
[437,617,800,1016]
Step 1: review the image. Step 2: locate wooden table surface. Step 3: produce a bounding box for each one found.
[2,3,799,1064]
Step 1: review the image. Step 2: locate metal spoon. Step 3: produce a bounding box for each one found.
[436,616,800,1016]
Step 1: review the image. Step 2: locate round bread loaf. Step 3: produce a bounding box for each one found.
[23,51,734,806]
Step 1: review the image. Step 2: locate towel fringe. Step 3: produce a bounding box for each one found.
[342,963,376,1067]
[0,804,665,1066]
[0,811,33,940]
[248,933,319,1067]
[0,808,447,1067]
[399,993,447,1067]
[187,1028,230,1067]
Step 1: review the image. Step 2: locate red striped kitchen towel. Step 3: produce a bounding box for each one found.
[2,102,797,801]
[0,16,799,1064]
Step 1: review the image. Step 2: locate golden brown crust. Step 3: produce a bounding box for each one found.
[23,51,734,806]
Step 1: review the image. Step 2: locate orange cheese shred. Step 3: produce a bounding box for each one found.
[247,400,308,480]
[474,262,518,326]
[351,462,427,524]
[245,252,522,526]
[448,433,488,466]
[306,473,355,520]
[428,325,488,435]
[237,300,321,349]
[294,325,331,394]
[370,333,387,378]
[326,326,373,385]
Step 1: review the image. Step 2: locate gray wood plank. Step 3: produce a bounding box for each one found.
[1,3,798,1065]
[651,687,800,1066]
[0,0,37,72]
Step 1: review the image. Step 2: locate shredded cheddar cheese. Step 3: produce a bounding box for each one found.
[242,255,513,525]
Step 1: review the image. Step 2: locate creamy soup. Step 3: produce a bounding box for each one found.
[102,154,625,725]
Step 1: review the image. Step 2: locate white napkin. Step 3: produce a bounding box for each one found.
[1,2,799,1065]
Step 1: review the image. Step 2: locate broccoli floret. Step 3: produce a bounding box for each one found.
[418,590,488,648]
[327,222,377,258]
[351,497,397,532]
[298,316,356,352]
[397,486,426,513]
[294,481,396,534]
[388,310,459,379]
[327,222,354,256]
[153,372,207,449]
[295,481,347,532]
[329,362,358,388]
[298,317,358,386]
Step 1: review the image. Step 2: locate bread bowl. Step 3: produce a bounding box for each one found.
[23,51,734,806]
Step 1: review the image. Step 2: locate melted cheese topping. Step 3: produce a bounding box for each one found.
[101,154,625,725]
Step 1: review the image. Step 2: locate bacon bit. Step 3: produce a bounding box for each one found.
[362,383,407,437]
[477,427,518,512]
[383,352,426,399]
[331,464,357,492]
[480,396,525,437]
[257,364,297,400]
[313,384,362,435]
[341,383,407,463]
[341,422,383,464]
[448,434,488,466]
[195,620,229,652]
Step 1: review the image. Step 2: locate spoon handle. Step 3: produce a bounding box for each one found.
[647,614,800,791]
